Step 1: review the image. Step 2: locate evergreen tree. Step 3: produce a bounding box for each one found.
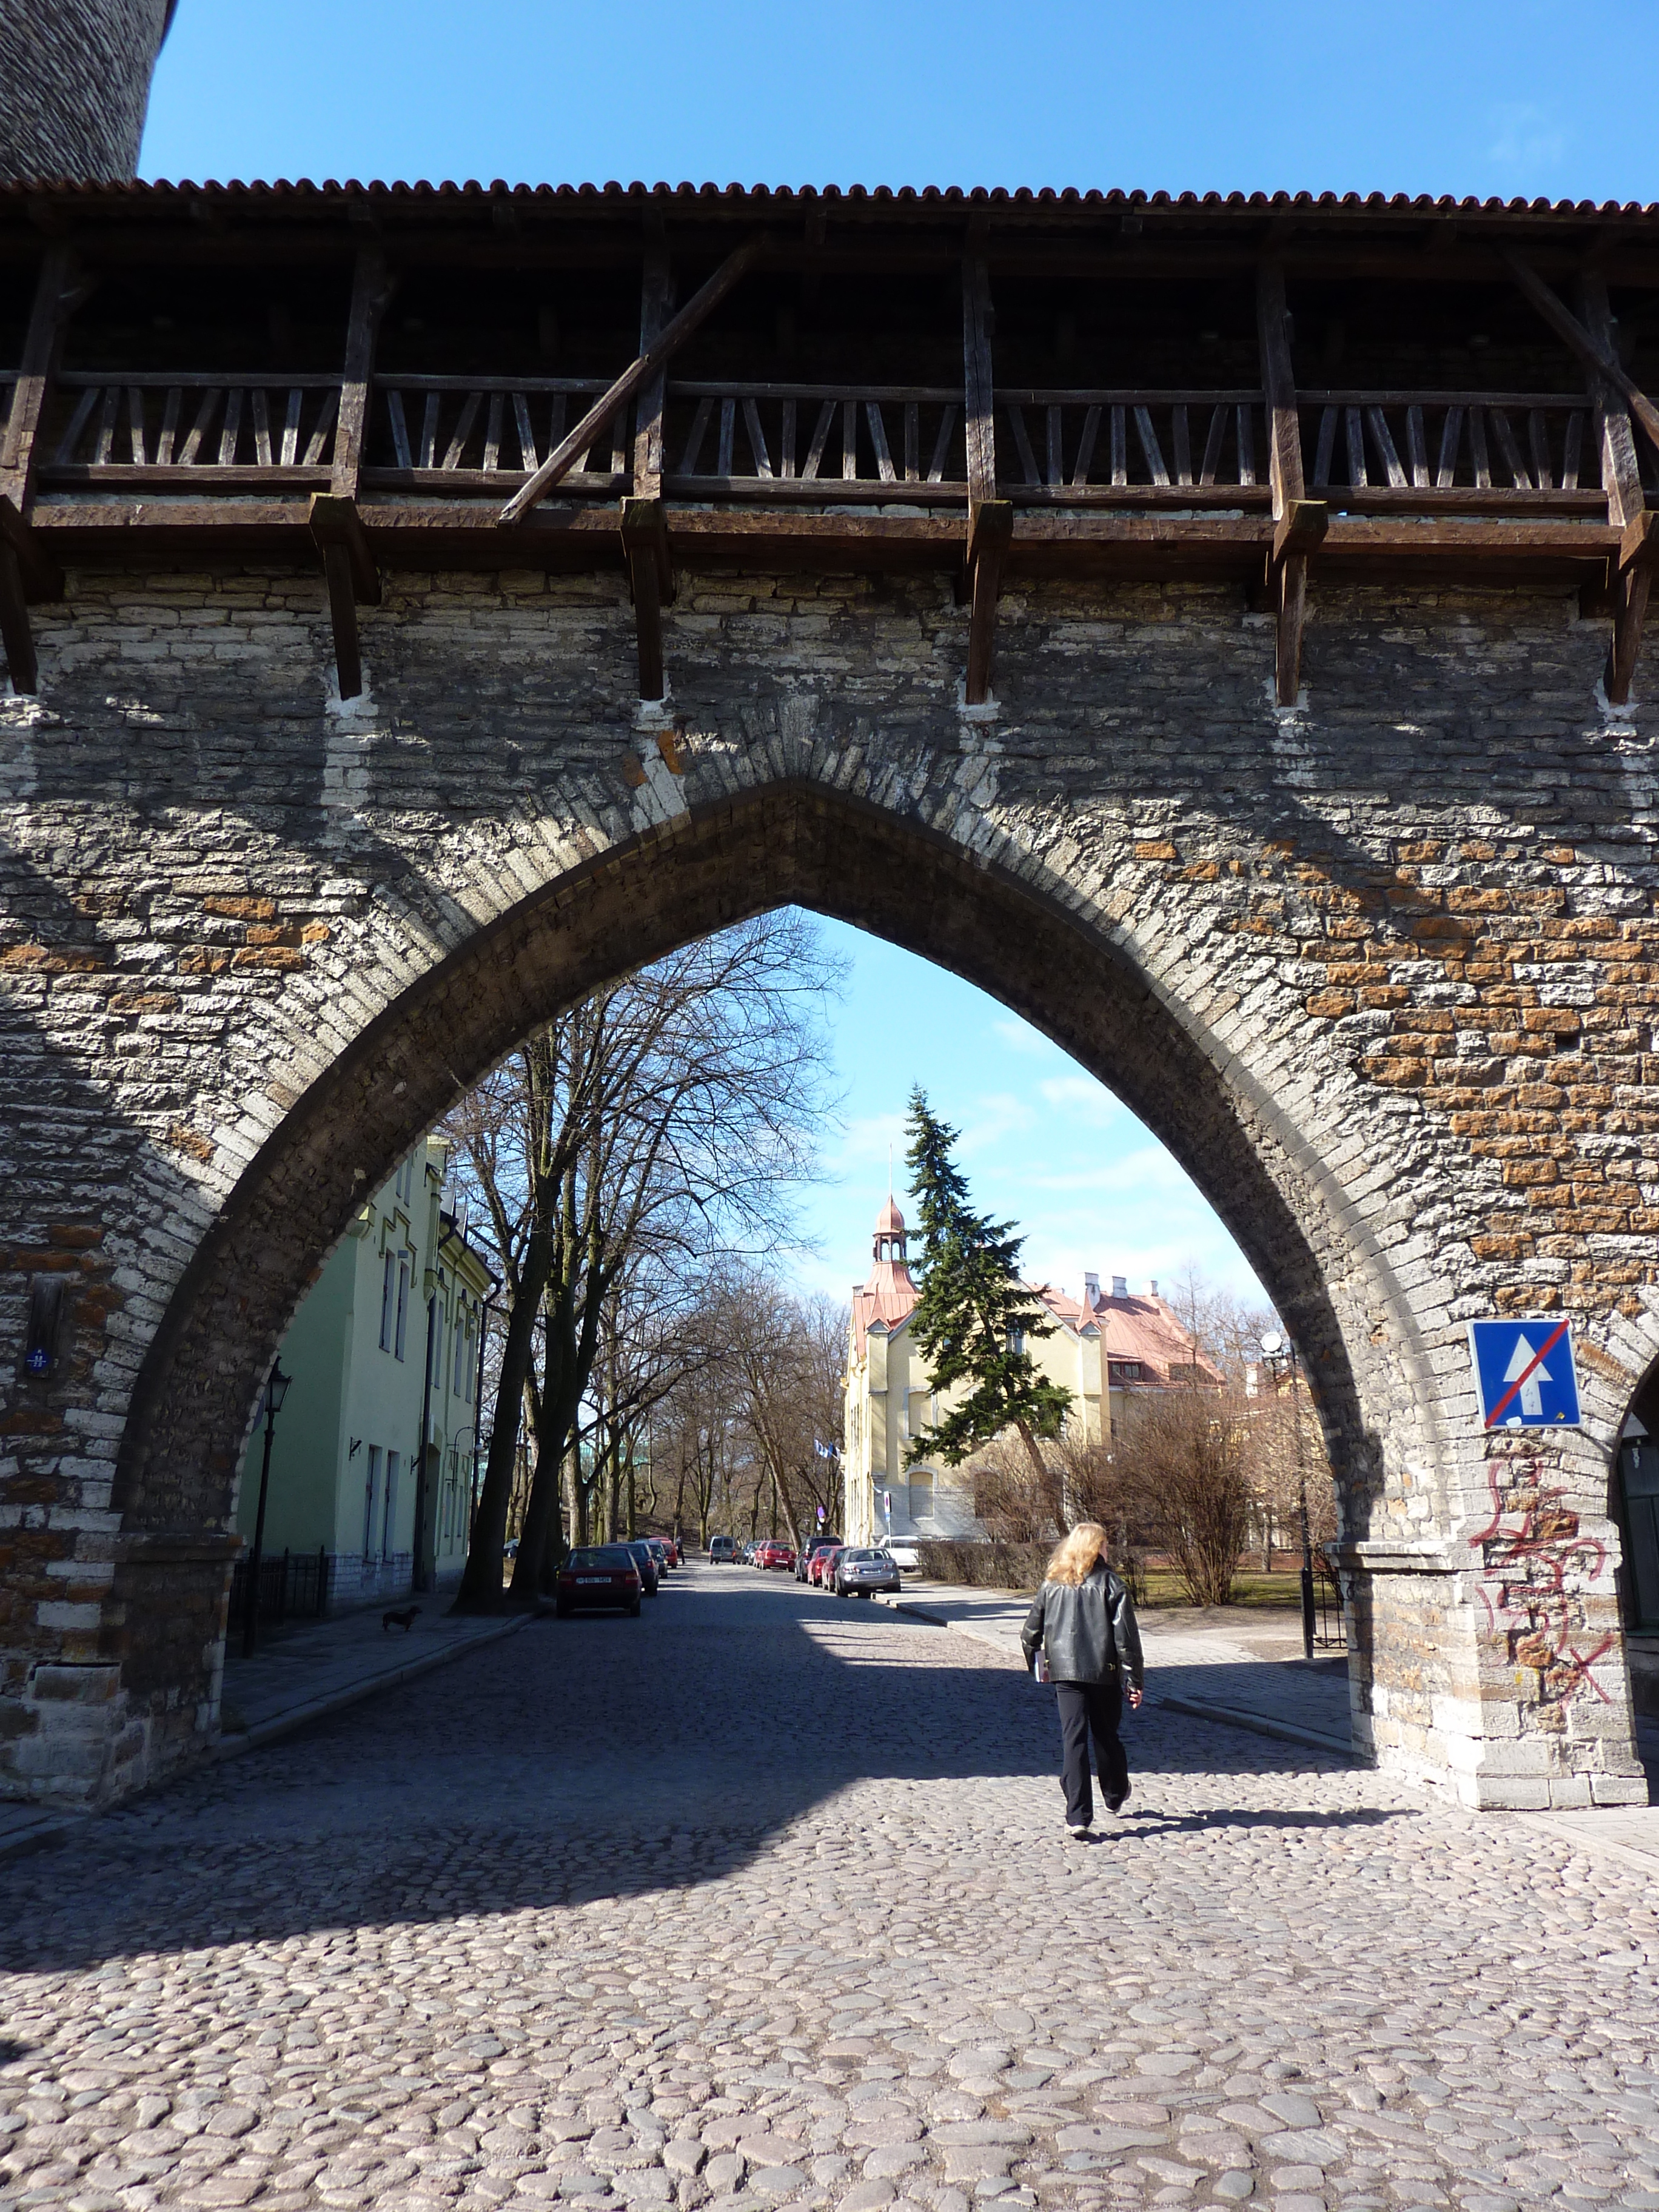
[903,1086,1071,1489]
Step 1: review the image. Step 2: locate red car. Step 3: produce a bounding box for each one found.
[756,1540,796,1570]
[811,1545,845,1588]
[554,1544,643,1618]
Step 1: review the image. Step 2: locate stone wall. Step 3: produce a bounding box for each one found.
[1,558,1656,1809]
[0,0,173,183]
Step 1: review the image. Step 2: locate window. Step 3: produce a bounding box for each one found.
[1006,1326,1025,1358]
[378,1253,396,1352]
[363,1446,381,1558]
[1110,1359,1142,1384]
[394,1260,409,1362]
[464,1322,475,1403]
[452,1305,465,1395]
[909,1470,935,1520]
[394,1153,412,1203]
[382,1449,400,1560]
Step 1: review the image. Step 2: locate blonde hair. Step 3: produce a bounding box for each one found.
[1045,1521,1107,1587]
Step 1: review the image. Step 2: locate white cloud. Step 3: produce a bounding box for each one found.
[990,1016,1053,1057]
[1486,102,1567,174]
[1036,1073,1122,1127]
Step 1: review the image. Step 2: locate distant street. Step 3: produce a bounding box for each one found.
[4,1566,1658,2211]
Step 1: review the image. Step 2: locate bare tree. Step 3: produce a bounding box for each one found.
[446,910,842,1610]
[1116,1386,1255,1607]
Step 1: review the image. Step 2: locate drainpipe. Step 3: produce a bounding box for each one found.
[413,1288,437,1594]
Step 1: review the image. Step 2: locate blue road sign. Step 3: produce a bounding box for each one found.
[1467,1318,1581,1429]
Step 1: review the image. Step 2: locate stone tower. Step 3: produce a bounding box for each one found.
[0,0,175,182]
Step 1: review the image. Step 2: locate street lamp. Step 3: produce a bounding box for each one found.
[1259,1330,1315,1663]
[241,1359,292,1660]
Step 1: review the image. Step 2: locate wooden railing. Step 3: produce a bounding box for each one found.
[1300,390,1603,512]
[43,373,342,486]
[15,367,1634,526]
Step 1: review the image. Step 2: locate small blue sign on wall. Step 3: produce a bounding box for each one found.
[1467,1318,1581,1429]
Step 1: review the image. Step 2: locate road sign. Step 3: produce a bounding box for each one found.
[816,1504,826,1523]
[1467,1318,1581,1429]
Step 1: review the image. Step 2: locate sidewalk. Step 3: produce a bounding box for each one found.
[876,1575,1659,1869]
[0,1600,531,1863]
[876,1577,1354,1752]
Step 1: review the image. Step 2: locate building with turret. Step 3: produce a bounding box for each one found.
[840,1194,1222,1547]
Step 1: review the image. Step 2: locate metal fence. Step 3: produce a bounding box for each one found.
[227,1546,330,1631]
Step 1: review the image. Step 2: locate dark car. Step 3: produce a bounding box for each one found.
[834,1547,902,1598]
[796,1535,841,1583]
[626,1539,660,1595]
[709,1535,736,1563]
[554,1544,643,1618]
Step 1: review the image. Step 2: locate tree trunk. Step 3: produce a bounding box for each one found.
[452,1222,554,1611]
[1014,1418,1060,1527]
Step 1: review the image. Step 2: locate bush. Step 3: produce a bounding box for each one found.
[917,1538,1051,1590]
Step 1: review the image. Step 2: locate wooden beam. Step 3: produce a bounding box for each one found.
[0,492,64,600]
[632,240,672,503]
[1579,274,1649,705]
[0,541,36,692]
[620,495,672,700]
[965,497,1011,706]
[1258,261,1315,704]
[500,236,763,524]
[330,249,394,500]
[1502,251,1659,456]
[309,492,379,702]
[0,247,84,515]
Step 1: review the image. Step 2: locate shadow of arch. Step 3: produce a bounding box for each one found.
[111,777,1438,1717]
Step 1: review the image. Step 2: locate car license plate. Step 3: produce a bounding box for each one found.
[577,1577,605,1584]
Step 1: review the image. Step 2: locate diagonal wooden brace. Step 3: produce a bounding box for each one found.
[308,492,380,703]
[964,498,1011,707]
[1606,509,1657,706]
[620,496,675,701]
[0,492,65,694]
[1268,498,1327,706]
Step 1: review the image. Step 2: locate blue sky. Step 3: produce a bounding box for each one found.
[138,2,1655,1314]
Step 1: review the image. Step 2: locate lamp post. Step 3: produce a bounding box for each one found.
[242,1359,292,1660]
[1259,1330,1315,1662]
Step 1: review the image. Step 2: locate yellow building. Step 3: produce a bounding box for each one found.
[840,1195,1220,1546]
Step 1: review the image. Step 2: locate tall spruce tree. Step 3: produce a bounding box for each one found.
[903,1087,1071,1488]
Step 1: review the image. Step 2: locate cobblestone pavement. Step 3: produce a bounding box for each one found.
[4,1566,1658,2212]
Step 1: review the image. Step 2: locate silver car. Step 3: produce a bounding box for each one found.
[834,1547,902,1598]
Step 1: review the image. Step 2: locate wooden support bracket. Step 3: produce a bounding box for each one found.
[964,498,1012,706]
[1503,251,1659,457]
[0,492,64,694]
[1606,508,1658,706]
[1267,498,1327,708]
[1257,263,1318,706]
[308,492,380,703]
[620,495,674,700]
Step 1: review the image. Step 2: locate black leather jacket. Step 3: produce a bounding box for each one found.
[1021,1562,1144,1689]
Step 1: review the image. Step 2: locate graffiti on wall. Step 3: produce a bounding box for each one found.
[1469,1461,1615,1703]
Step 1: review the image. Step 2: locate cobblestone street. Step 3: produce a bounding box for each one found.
[4,1567,1657,2212]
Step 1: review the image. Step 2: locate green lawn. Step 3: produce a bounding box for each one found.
[1138,1567,1332,1611]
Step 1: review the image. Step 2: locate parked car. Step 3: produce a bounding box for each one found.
[834,1547,903,1598]
[796,1535,841,1583]
[885,1540,919,1571]
[626,1539,660,1595]
[709,1535,737,1563]
[740,1540,759,1566]
[812,1545,846,1589]
[662,1537,682,1567]
[554,1545,643,1618]
[643,1537,672,1576]
[756,1540,795,1570]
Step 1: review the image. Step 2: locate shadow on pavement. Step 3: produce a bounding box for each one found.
[1,1572,1389,1974]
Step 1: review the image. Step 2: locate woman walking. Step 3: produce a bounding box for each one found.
[1021,1521,1144,1840]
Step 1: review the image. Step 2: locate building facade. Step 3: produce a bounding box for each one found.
[840,1198,1221,1547]
[234,1136,495,1611]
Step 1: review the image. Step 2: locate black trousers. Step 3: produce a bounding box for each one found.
[1054,1677,1128,1826]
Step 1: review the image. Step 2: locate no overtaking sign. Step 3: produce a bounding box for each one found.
[1467,1317,1581,1429]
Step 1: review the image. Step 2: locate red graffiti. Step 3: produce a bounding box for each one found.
[1470,1463,1615,1702]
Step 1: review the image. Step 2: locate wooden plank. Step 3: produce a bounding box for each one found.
[1527,409,1552,492]
[1172,404,1191,487]
[632,241,672,501]
[156,385,182,467]
[678,395,714,474]
[1258,262,1313,706]
[482,391,503,472]
[281,385,303,468]
[418,392,440,471]
[1312,404,1338,484]
[1199,403,1227,486]
[1487,406,1529,489]
[331,248,392,500]
[252,387,273,469]
[904,401,918,483]
[1583,273,1646,528]
[717,396,736,478]
[1502,251,1659,457]
[842,398,857,481]
[127,386,147,466]
[92,387,118,467]
[1110,404,1127,485]
[620,494,674,700]
[1236,404,1256,486]
[218,388,243,468]
[387,390,413,471]
[866,402,896,483]
[745,397,775,478]
[0,539,36,691]
[962,255,997,507]
[1562,409,1583,491]
[1344,407,1366,486]
[1133,404,1170,486]
[501,235,763,523]
[1007,403,1041,487]
[965,497,1011,705]
[441,390,483,472]
[1405,404,1428,488]
[0,490,64,600]
[512,390,538,471]
[1469,405,1490,490]
[1364,406,1407,488]
[927,403,957,483]
[309,491,380,702]
[782,397,797,480]
[1071,403,1101,487]
[0,246,82,514]
[1436,404,1463,489]
[53,384,99,466]
[1047,403,1064,488]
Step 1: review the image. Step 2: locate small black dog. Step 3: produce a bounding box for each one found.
[382,1605,421,1633]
